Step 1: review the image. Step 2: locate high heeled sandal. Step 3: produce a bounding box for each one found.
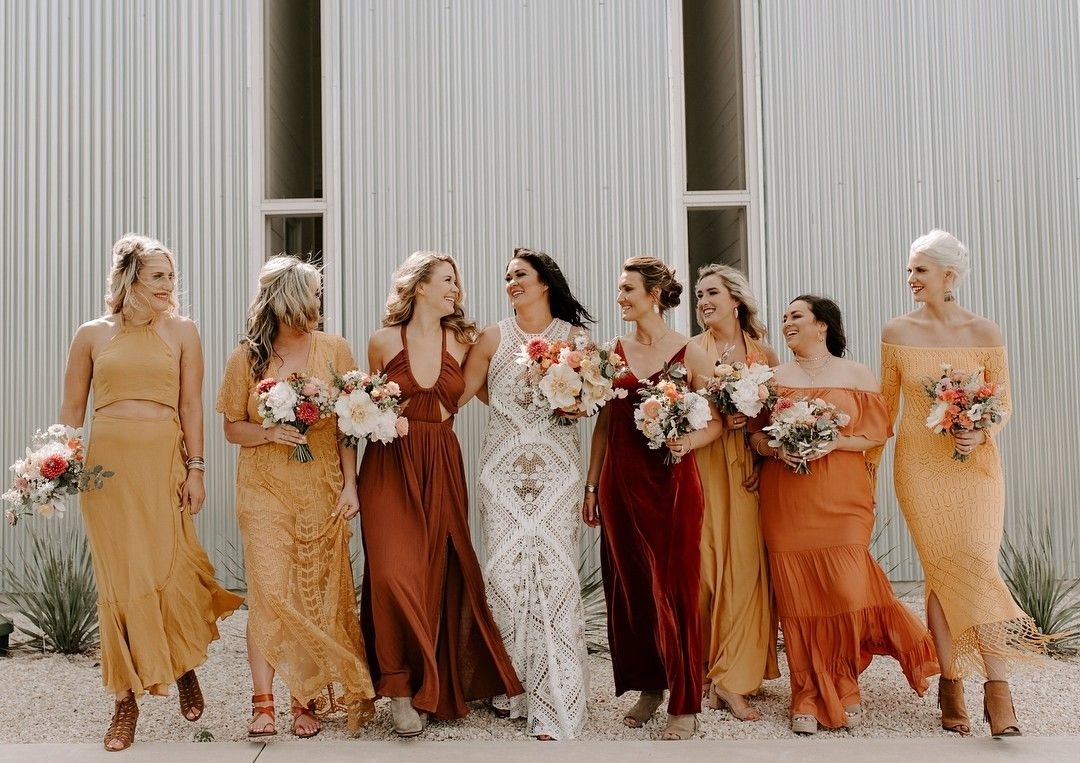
[177,669,204,722]
[623,690,665,728]
[707,684,761,721]
[103,695,139,752]
[660,713,697,740]
[291,699,321,739]
[938,677,971,735]
[248,693,277,737]
[983,680,1021,737]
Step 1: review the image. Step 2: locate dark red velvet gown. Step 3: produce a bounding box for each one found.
[599,343,704,715]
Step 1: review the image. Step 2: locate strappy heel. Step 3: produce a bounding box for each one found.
[104,695,139,752]
[291,698,321,739]
[248,693,277,737]
[177,669,204,722]
[938,677,971,735]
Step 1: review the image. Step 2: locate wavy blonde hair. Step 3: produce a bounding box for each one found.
[382,251,478,344]
[242,255,322,381]
[695,263,768,340]
[104,233,180,317]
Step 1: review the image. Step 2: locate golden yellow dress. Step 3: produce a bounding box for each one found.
[881,343,1041,677]
[82,320,243,697]
[696,331,779,696]
[217,331,375,729]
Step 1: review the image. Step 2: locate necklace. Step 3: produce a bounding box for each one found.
[795,353,833,382]
[635,328,670,347]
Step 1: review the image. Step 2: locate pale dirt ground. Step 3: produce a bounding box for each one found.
[1,597,1078,745]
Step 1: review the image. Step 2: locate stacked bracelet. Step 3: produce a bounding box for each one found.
[584,483,598,494]
[185,456,206,472]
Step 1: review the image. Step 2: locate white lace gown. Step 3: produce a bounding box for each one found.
[478,317,589,739]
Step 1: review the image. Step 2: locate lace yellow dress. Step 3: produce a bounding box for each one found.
[881,343,1041,677]
[695,331,779,697]
[217,331,375,730]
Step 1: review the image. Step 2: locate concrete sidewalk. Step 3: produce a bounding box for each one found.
[1,737,1074,763]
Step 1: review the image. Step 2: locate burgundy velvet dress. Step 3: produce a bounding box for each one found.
[357,327,523,720]
[599,342,704,716]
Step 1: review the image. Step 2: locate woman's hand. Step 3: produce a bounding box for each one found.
[741,461,762,492]
[722,412,748,430]
[952,429,985,457]
[582,492,600,528]
[267,424,307,447]
[666,433,699,460]
[181,470,206,515]
[801,440,837,463]
[335,483,360,520]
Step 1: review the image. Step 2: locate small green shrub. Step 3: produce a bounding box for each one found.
[579,532,608,655]
[1001,524,1080,655]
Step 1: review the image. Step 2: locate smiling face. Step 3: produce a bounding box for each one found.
[617,270,657,323]
[695,273,739,330]
[781,299,825,356]
[907,250,954,303]
[504,257,549,311]
[131,253,176,315]
[418,260,461,317]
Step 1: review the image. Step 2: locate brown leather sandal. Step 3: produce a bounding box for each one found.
[104,695,139,752]
[248,693,277,737]
[177,669,204,722]
[291,699,321,739]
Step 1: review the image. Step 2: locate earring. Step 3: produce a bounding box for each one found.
[944,290,955,302]
[733,306,739,319]
[653,302,661,314]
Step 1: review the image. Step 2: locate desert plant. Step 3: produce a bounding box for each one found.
[1000,524,1080,655]
[579,531,608,655]
[6,523,99,654]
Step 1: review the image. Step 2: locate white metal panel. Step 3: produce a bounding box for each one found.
[0,0,252,588]
[757,0,1080,578]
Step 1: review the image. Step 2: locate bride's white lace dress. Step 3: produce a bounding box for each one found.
[478,317,589,739]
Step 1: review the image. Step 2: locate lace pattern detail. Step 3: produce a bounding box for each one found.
[478,318,589,739]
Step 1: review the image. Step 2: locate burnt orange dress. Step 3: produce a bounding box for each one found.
[357,327,523,720]
[755,385,938,729]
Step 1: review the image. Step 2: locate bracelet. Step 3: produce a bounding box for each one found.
[186,463,206,472]
[584,483,598,494]
[185,456,206,472]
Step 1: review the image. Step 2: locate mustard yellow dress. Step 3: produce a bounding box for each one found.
[881,343,1041,677]
[217,331,375,729]
[82,320,243,697]
[696,331,779,696]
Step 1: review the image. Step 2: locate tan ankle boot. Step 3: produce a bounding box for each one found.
[983,680,1021,737]
[938,677,970,735]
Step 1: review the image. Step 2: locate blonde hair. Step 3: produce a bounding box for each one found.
[242,255,322,381]
[695,263,768,340]
[104,233,180,317]
[382,251,478,344]
[910,229,971,287]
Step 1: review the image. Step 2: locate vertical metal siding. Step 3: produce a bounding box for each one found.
[757,0,1080,578]
[1,0,251,588]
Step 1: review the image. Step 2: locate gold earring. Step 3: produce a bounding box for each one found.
[944,289,955,302]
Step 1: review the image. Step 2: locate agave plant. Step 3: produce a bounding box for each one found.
[1000,524,1080,655]
[6,523,99,654]
[578,530,608,655]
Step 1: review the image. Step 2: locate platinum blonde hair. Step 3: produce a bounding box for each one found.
[695,263,768,340]
[105,233,180,317]
[910,229,971,287]
[382,251,478,344]
[242,255,322,381]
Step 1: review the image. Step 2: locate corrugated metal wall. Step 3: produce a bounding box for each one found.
[0,0,251,588]
[335,0,674,555]
[757,0,1080,578]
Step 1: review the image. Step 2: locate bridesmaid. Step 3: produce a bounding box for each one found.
[689,264,780,721]
[357,251,524,737]
[880,229,1042,736]
[582,256,722,740]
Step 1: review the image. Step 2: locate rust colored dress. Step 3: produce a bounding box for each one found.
[357,327,523,720]
[881,343,1041,677]
[696,331,779,696]
[599,342,704,716]
[755,385,938,729]
[216,331,376,730]
[83,319,242,697]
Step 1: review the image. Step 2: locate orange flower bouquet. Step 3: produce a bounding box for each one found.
[924,364,1007,461]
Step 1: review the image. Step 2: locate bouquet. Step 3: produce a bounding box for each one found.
[700,353,778,419]
[924,364,1007,461]
[256,372,335,462]
[515,334,628,425]
[763,396,850,474]
[3,424,114,526]
[331,368,409,446]
[634,362,712,464]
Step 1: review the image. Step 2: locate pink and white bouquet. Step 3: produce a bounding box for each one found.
[515,334,628,425]
[256,372,335,462]
[924,364,1007,462]
[3,424,114,526]
[634,362,712,464]
[700,352,778,420]
[762,396,850,474]
[331,368,409,447]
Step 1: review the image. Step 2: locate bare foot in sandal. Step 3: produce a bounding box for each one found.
[291,699,321,738]
[708,685,761,721]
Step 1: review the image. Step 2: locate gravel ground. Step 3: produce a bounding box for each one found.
[1,598,1077,744]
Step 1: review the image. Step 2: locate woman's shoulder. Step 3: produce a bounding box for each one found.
[880,312,921,343]
[837,357,879,392]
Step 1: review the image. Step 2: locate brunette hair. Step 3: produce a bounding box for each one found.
[510,247,594,327]
[622,255,683,312]
[791,294,847,357]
